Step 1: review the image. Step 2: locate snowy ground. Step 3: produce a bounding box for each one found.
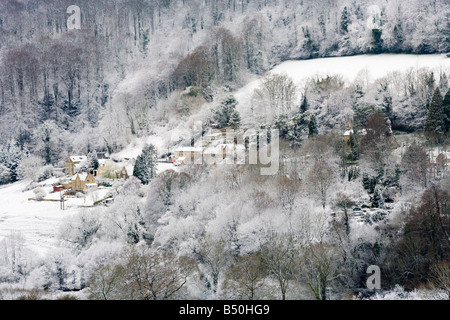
[0,161,178,258]
[235,53,450,125]
[1,53,448,260]
[0,180,79,257]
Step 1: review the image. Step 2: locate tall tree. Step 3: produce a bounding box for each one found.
[424,87,444,139]
[308,115,318,138]
[227,110,241,129]
[360,113,394,170]
[442,89,450,133]
[401,142,430,188]
[213,96,238,128]
[340,6,351,34]
[309,159,334,209]
[133,144,157,184]
[300,95,308,113]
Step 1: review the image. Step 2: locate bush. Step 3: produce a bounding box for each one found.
[33,187,47,201]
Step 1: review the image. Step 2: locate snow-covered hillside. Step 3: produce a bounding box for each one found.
[235,54,450,126]
[1,53,449,261]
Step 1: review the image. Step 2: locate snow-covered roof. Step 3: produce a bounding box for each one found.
[69,155,87,163]
[344,129,354,136]
[72,172,89,181]
[357,129,367,135]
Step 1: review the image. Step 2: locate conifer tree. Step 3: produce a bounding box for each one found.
[308,115,318,138]
[133,144,157,185]
[340,6,351,34]
[371,187,384,209]
[214,96,238,128]
[300,95,308,113]
[392,22,404,52]
[227,110,241,129]
[424,87,444,137]
[442,89,450,133]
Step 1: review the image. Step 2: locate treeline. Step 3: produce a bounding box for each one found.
[0,0,448,163]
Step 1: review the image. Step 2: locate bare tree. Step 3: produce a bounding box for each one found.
[222,254,266,299]
[121,244,194,300]
[332,192,355,237]
[308,159,334,209]
[429,262,450,298]
[360,113,394,171]
[400,142,431,188]
[256,73,297,117]
[194,236,231,296]
[260,234,299,300]
[301,243,339,300]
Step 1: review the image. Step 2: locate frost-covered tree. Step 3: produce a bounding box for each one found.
[133,144,158,185]
[213,95,238,128]
[340,6,351,34]
[59,210,101,251]
[401,142,430,189]
[360,113,394,170]
[441,89,450,133]
[308,115,319,138]
[260,234,299,300]
[82,150,99,173]
[309,159,334,209]
[227,109,241,129]
[300,95,308,113]
[0,141,28,183]
[424,87,445,142]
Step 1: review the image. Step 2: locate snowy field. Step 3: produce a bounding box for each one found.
[235,53,450,122]
[0,180,79,257]
[1,53,449,259]
[0,162,177,258]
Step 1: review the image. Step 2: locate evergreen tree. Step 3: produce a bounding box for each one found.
[302,26,318,58]
[84,150,99,172]
[340,6,351,34]
[308,115,318,138]
[392,22,404,52]
[133,144,157,185]
[43,127,52,165]
[371,29,384,53]
[0,142,28,183]
[371,187,384,209]
[362,173,371,191]
[442,89,450,133]
[424,87,444,137]
[300,95,308,113]
[227,110,241,129]
[378,82,393,119]
[214,96,238,128]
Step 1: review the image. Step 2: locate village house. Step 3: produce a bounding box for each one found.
[173,147,203,165]
[71,172,97,192]
[65,155,87,176]
[119,166,129,180]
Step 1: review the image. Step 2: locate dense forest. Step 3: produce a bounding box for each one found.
[0,0,449,301]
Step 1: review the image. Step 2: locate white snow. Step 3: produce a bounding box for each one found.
[1,53,449,262]
[0,180,78,257]
[235,53,450,119]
